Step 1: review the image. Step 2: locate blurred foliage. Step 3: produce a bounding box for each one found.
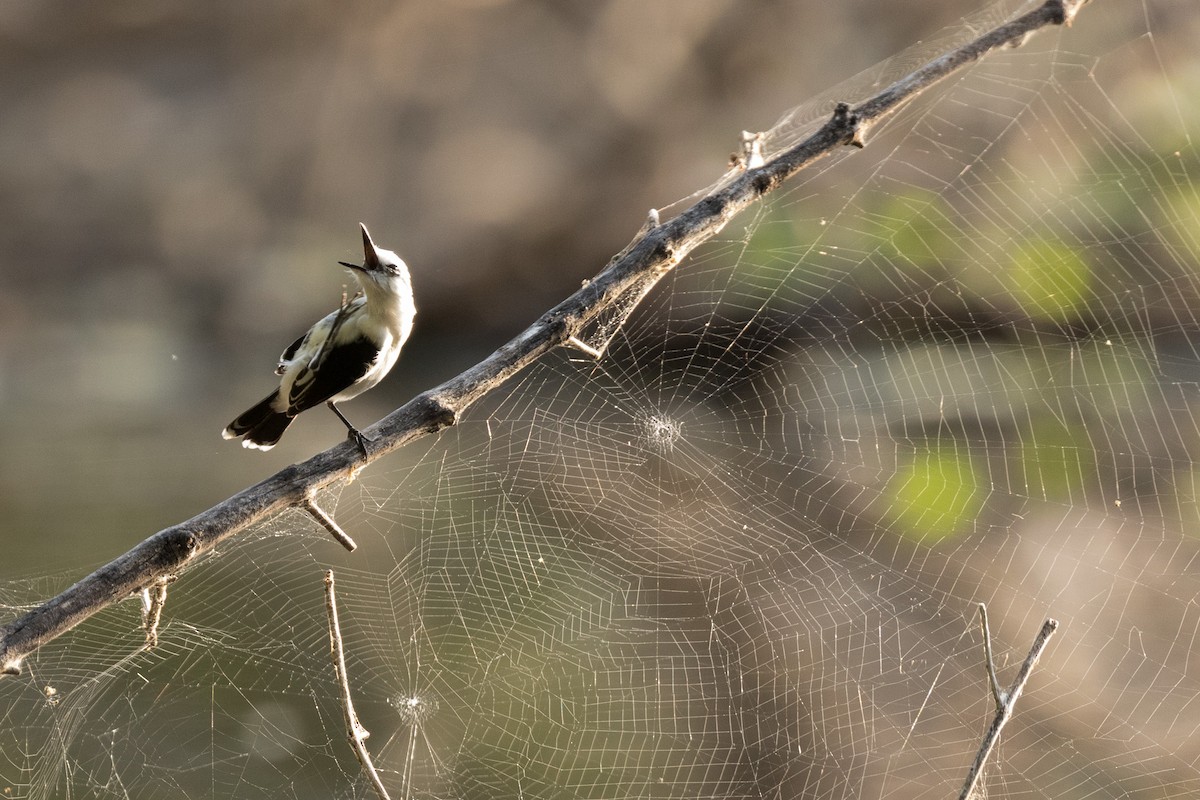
[884,445,983,542]
[1007,239,1091,324]
[1164,184,1200,262]
[872,191,959,276]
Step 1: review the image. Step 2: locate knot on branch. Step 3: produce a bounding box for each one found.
[1043,0,1088,27]
[420,395,458,430]
[646,238,680,274]
[752,172,776,196]
[542,309,569,338]
[160,526,204,562]
[831,102,867,148]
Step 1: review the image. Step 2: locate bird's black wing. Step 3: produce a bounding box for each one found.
[276,332,309,375]
[286,335,379,414]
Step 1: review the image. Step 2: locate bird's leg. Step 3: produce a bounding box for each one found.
[327,401,371,455]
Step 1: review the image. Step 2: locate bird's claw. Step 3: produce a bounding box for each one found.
[348,428,372,457]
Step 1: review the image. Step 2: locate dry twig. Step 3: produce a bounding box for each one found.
[303,495,357,552]
[139,575,175,649]
[325,570,391,800]
[958,605,1059,800]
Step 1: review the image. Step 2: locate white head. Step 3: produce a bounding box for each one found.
[338,223,412,302]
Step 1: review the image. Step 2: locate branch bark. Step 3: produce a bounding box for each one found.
[0,0,1089,677]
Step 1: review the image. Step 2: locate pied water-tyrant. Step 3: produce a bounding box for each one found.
[222,223,415,452]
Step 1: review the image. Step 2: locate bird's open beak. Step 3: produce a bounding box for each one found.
[360,223,383,271]
[338,223,383,273]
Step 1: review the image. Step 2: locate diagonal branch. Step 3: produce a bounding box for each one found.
[0,0,1090,677]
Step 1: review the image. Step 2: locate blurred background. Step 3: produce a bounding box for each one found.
[6,2,1200,799]
[0,0,985,575]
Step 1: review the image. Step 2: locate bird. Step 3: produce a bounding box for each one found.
[222,223,416,452]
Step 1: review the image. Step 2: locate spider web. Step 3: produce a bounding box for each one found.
[5,1,1200,797]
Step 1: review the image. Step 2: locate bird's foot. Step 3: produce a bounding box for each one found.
[348,427,372,457]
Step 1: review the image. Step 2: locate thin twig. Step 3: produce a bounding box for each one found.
[139,575,175,649]
[575,206,665,360]
[0,0,1090,677]
[958,614,1059,800]
[977,603,1004,707]
[565,335,604,360]
[325,570,392,800]
[303,496,357,552]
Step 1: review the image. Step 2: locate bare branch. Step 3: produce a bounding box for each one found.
[325,570,392,800]
[0,0,1090,678]
[958,614,1060,800]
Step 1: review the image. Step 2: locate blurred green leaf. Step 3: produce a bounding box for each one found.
[885,445,983,542]
[1163,185,1200,262]
[1008,239,1091,323]
[873,190,958,272]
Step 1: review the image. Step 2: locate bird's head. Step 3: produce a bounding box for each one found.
[338,223,412,298]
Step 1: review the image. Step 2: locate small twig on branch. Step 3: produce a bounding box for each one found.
[565,335,604,360]
[0,0,1091,678]
[977,603,1004,706]
[570,207,667,360]
[958,608,1059,800]
[139,575,175,649]
[325,570,392,800]
[303,495,357,552]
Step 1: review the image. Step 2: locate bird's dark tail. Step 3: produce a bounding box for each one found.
[222,392,293,451]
